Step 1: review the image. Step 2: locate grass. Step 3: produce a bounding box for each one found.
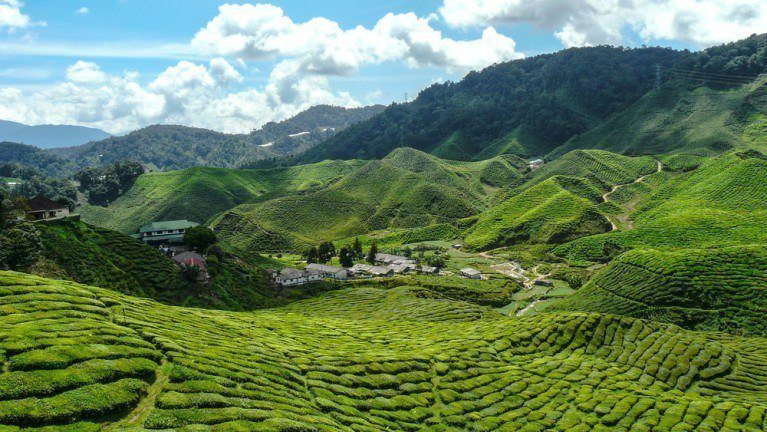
[80,160,365,234]
[2,271,767,430]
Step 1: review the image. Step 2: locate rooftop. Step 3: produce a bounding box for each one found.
[140,220,199,233]
[461,267,482,275]
[27,196,67,212]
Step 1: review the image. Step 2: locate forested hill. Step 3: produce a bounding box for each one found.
[299,34,767,163]
[51,104,384,171]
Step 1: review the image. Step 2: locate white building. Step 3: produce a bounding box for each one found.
[273,268,322,286]
[306,263,349,281]
[460,267,482,280]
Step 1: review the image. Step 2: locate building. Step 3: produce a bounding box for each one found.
[26,196,70,221]
[306,263,349,281]
[273,268,322,286]
[534,279,554,287]
[460,267,482,280]
[350,263,394,278]
[375,253,416,266]
[172,251,208,281]
[138,220,199,246]
[529,159,544,169]
[387,263,415,274]
[418,265,440,275]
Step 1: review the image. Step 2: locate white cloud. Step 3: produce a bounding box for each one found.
[0,59,358,134]
[76,7,89,15]
[192,4,523,75]
[439,0,767,48]
[66,61,107,83]
[0,0,30,29]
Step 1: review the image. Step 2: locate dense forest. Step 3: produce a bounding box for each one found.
[299,34,767,163]
[50,105,385,171]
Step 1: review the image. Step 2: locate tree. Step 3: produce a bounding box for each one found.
[427,255,447,269]
[402,246,412,258]
[353,237,363,260]
[0,221,41,271]
[184,226,217,252]
[339,246,354,268]
[318,241,336,264]
[306,246,319,264]
[366,240,378,264]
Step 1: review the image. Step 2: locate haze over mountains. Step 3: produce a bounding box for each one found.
[0,120,111,149]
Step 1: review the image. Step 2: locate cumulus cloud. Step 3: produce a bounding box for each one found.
[0,0,30,29]
[439,0,767,48]
[66,61,107,83]
[0,58,358,134]
[76,7,89,15]
[192,3,522,75]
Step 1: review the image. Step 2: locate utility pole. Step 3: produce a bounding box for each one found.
[655,64,662,90]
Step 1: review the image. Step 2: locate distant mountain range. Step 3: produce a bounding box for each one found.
[0,120,111,149]
[50,104,385,171]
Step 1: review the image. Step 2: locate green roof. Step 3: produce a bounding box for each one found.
[139,220,199,233]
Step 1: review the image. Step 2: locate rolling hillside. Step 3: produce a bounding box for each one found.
[0,141,76,177]
[2,271,766,430]
[556,150,767,263]
[550,76,767,157]
[80,160,365,234]
[211,148,508,252]
[551,245,767,337]
[298,34,767,164]
[32,218,300,310]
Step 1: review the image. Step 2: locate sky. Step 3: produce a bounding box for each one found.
[0,0,765,135]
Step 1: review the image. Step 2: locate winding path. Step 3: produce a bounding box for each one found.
[602,160,663,231]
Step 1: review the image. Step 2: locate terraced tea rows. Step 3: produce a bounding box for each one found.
[550,245,767,336]
[2,272,767,430]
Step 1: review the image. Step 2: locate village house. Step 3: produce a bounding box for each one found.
[272,267,322,286]
[306,263,349,281]
[418,265,440,275]
[460,267,483,280]
[172,251,208,282]
[137,220,199,247]
[374,253,416,266]
[26,196,70,221]
[387,263,415,275]
[350,263,394,278]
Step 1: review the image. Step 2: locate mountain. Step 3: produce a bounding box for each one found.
[52,105,385,171]
[0,120,110,149]
[0,141,76,177]
[298,34,767,163]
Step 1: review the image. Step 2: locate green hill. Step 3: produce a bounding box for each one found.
[53,105,384,171]
[0,141,76,177]
[2,271,767,430]
[556,150,767,263]
[550,246,767,337]
[298,34,766,164]
[550,77,767,158]
[81,160,365,234]
[31,218,320,311]
[212,148,520,252]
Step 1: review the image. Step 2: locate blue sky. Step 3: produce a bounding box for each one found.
[0,1,763,134]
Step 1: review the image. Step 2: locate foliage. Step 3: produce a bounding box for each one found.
[338,246,354,268]
[56,105,384,171]
[75,160,144,205]
[318,241,336,264]
[183,226,217,252]
[366,240,378,264]
[3,272,767,430]
[0,142,76,177]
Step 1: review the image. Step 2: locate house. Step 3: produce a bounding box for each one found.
[306,263,349,281]
[374,253,416,266]
[273,267,322,286]
[460,267,482,279]
[529,159,544,169]
[452,244,462,250]
[26,196,70,221]
[534,279,554,287]
[350,263,394,277]
[172,251,208,281]
[138,220,199,246]
[418,265,440,275]
[387,263,416,274]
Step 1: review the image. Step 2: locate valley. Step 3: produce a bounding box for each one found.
[0,32,766,431]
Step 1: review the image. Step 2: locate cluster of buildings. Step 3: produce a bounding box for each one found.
[271,252,441,287]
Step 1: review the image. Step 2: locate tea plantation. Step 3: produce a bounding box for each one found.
[2,271,767,431]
